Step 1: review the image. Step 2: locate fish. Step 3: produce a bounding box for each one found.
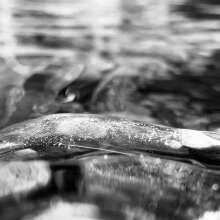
[0,114,220,165]
[0,64,85,128]
[55,76,100,105]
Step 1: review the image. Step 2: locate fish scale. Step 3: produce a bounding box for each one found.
[0,113,219,166]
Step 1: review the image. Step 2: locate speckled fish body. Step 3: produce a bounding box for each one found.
[0,113,190,158]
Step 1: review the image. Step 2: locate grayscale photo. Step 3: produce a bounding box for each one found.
[0,0,220,219]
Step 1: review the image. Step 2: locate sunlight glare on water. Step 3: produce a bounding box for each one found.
[1,1,220,220]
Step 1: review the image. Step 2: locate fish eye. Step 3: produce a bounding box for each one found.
[56,88,79,103]
[64,93,77,103]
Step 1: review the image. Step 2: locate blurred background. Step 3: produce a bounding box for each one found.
[1,1,220,220]
[1,0,220,129]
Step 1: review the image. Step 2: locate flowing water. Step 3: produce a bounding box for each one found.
[1,0,220,219]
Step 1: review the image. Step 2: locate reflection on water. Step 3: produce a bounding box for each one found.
[0,0,121,66]
[1,155,220,220]
[84,154,220,220]
[1,0,220,220]
[1,0,220,68]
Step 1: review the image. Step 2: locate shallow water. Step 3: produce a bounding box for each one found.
[1,0,220,219]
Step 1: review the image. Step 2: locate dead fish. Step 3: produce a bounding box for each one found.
[0,114,220,164]
[55,63,117,106]
[55,76,100,105]
[0,64,84,128]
